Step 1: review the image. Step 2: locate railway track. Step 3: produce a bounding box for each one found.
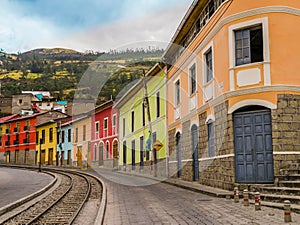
[0,167,104,225]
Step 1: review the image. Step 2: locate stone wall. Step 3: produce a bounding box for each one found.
[181,120,193,181]
[198,101,235,190]
[168,128,177,178]
[272,94,300,176]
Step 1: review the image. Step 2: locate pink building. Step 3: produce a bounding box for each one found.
[90,100,119,168]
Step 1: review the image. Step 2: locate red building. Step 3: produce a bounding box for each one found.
[0,111,67,165]
[0,113,38,164]
[90,100,119,168]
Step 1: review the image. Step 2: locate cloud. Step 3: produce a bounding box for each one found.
[47,3,191,52]
[0,0,193,53]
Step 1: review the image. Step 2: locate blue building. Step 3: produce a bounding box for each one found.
[57,119,73,166]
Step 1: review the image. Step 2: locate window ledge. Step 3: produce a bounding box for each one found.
[229,61,270,71]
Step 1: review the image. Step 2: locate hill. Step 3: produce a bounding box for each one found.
[0,47,163,104]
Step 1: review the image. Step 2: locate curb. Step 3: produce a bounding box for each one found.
[76,170,107,225]
[117,170,231,198]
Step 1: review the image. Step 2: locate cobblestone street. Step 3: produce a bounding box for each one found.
[91,169,300,225]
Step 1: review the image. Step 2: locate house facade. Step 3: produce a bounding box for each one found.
[90,100,119,168]
[165,0,300,189]
[57,119,73,166]
[115,63,167,177]
[36,121,58,165]
[73,115,92,168]
[0,114,37,164]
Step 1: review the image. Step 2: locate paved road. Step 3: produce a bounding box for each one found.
[0,167,53,208]
[91,168,300,225]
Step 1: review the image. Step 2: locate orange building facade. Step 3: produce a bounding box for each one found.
[165,0,300,189]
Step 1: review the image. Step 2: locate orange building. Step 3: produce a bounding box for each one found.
[165,0,300,189]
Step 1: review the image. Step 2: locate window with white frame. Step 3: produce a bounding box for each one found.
[104,118,108,130]
[112,114,116,135]
[95,121,99,139]
[235,25,263,66]
[175,79,180,106]
[205,49,213,83]
[189,64,196,95]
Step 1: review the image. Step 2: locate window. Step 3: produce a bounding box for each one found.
[175,79,180,106]
[49,128,53,142]
[131,111,134,132]
[83,125,86,141]
[95,122,99,132]
[62,130,65,143]
[41,130,45,143]
[208,122,215,157]
[156,92,160,118]
[68,129,71,142]
[112,115,116,127]
[112,114,117,135]
[235,25,263,66]
[205,49,213,82]
[104,118,108,130]
[122,118,126,137]
[189,64,196,94]
[142,102,146,126]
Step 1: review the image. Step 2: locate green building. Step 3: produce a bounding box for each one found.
[114,62,167,177]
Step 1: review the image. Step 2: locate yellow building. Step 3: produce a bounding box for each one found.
[165,0,300,189]
[36,121,58,165]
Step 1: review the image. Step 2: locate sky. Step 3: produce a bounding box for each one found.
[0,0,194,54]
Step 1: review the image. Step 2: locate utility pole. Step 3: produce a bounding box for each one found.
[142,69,157,177]
[39,138,42,172]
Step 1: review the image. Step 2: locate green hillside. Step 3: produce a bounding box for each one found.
[0,48,163,104]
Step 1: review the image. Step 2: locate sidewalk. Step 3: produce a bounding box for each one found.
[115,169,300,213]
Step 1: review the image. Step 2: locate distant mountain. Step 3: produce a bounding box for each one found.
[20,48,88,60]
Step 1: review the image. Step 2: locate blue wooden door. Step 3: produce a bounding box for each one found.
[176,133,182,178]
[234,109,274,183]
[191,125,199,181]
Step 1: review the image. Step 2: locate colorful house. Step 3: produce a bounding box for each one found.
[164,0,300,189]
[36,120,58,165]
[0,111,66,165]
[73,115,92,168]
[56,119,74,166]
[90,100,119,168]
[114,62,167,177]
